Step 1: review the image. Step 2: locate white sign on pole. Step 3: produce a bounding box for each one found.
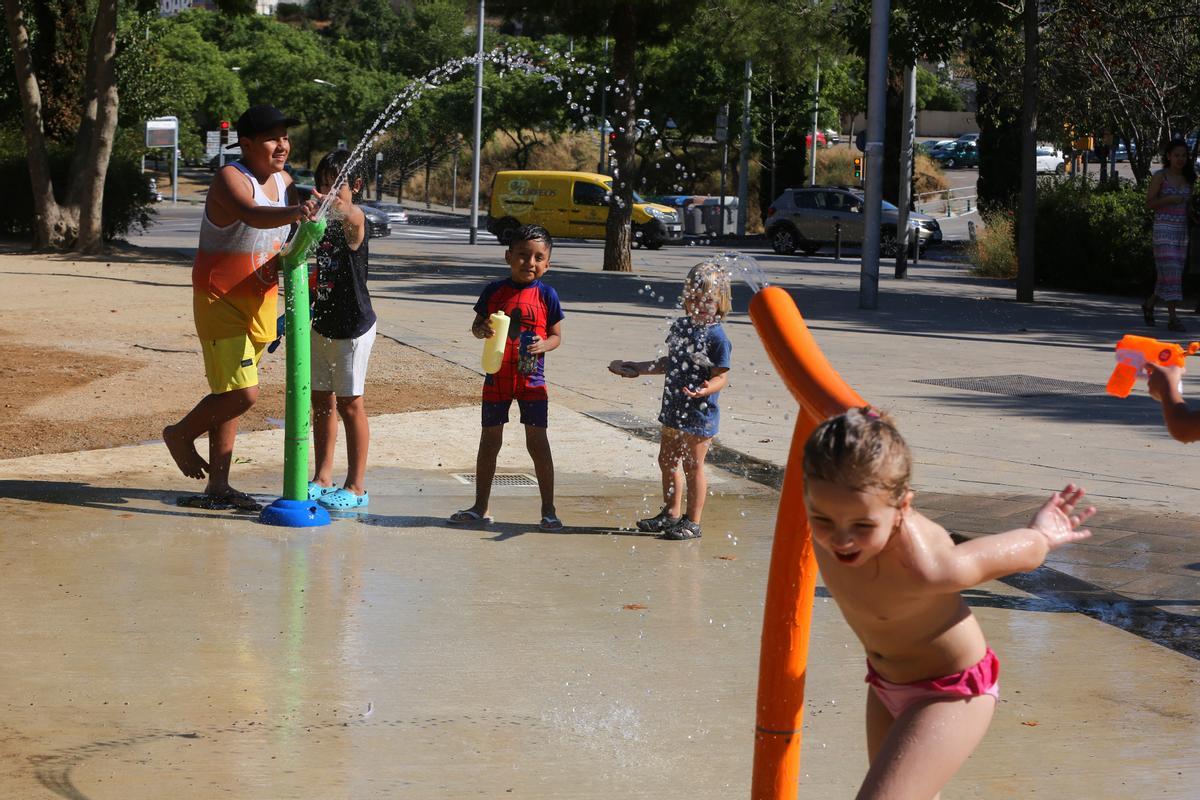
[145,116,181,205]
[205,129,239,160]
[145,116,178,148]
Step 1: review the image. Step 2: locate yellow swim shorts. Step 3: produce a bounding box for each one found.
[201,335,266,394]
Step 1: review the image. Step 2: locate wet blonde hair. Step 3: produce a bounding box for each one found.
[684,261,733,319]
[803,406,912,504]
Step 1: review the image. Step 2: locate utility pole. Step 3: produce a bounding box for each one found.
[597,36,608,174]
[468,0,485,245]
[809,59,820,186]
[858,0,891,310]
[736,58,752,237]
[1017,0,1037,301]
[895,64,916,278]
[769,86,777,201]
[718,103,729,235]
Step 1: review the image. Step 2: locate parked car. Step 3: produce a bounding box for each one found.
[363,201,410,226]
[487,169,681,249]
[764,186,941,257]
[1111,140,1137,162]
[293,186,391,237]
[360,204,392,238]
[920,139,956,158]
[933,141,979,169]
[1035,145,1065,174]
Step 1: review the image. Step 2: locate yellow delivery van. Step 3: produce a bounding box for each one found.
[487,170,682,249]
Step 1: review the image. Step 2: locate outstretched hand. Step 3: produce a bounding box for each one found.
[682,380,716,399]
[299,191,322,222]
[1146,363,1184,402]
[1029,484,1094,549]
[608,360,638,378]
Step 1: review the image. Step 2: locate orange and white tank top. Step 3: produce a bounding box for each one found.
[192,162,291,343]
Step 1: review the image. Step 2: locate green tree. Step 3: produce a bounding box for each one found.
[214,0,257,15]
[915,64,963,111]
[491,0,697,272]
[967,10,1021,213]
[1043,0,1200,186]
[692,0,839,225]
[146,16,248,158]
[4,0,122,251]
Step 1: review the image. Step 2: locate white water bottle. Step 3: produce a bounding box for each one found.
[481,311,510,374]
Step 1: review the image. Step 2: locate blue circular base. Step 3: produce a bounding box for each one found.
[259,498,331,528]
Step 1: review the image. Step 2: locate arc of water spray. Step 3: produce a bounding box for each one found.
[315,45,698,222]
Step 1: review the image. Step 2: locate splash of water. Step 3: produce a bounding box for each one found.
[714,251,770,293]
[314,45,697,222]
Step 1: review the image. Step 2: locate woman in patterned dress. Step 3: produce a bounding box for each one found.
[1145,138,1196,332]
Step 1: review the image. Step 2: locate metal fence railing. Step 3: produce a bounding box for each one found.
[915,186,978,218]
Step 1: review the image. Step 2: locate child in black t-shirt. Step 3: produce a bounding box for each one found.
[308,149,376,510]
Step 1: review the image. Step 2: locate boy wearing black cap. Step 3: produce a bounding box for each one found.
[164,104,319,509]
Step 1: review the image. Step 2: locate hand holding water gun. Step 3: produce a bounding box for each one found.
[1105,334,1199,398]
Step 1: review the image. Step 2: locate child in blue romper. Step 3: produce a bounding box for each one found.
[609,262,733,540]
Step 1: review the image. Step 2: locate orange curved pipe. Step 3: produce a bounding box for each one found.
[748,286,865,799]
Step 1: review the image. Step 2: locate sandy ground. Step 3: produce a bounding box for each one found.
[0,246,481,460]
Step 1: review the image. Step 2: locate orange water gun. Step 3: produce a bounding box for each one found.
[1106,334,1200,398]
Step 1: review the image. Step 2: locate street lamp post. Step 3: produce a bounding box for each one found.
[858,0,891,310]
[469,0,485,245]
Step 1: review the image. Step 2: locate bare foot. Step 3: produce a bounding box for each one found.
[163,424,208,479]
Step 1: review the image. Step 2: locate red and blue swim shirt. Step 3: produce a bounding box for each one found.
[473,278,565,401]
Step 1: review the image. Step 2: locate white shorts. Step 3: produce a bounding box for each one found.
[311,323,376,396]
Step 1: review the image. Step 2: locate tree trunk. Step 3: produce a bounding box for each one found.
[4,0,71,249]
[70,0,120,254]
[882,70,903,205]
[602,1,636,273]
[5,0,119,253]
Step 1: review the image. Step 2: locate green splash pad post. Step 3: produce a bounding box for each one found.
[260,218,331,528]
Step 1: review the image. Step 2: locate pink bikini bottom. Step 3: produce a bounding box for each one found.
[865,648,1000,718]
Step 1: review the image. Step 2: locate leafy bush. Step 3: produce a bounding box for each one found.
[0,128,155,243]
[969,210,1017,278]
[1033,176,1153,293]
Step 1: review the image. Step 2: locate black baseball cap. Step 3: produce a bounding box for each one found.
[230,104,300,148]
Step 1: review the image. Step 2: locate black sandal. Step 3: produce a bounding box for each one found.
[660,517,702,540]
[636,508,681,533]
[1142,302,1156,326]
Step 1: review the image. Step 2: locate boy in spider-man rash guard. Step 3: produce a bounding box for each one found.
[449,225,565,531]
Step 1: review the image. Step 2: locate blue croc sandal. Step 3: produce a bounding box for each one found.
[319,488,369,510]
[308,481,335,501]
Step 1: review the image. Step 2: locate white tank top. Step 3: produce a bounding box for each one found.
[198,161,291,258]
[191,162,292,342]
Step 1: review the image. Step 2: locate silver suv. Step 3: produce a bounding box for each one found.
[765,186,941,256]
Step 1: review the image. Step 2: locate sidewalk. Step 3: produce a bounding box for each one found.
[355,235,1200,623]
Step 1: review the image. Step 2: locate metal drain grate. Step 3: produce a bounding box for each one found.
[914,374,1105,397]
[451,473,538,486]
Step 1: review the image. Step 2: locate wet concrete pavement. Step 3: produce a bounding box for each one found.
[2,407,1199,798]
[6,223,1200,795]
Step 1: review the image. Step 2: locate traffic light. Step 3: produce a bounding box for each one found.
[853,156,863,180]
[219,119,230,148]
[608,130,618,146]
